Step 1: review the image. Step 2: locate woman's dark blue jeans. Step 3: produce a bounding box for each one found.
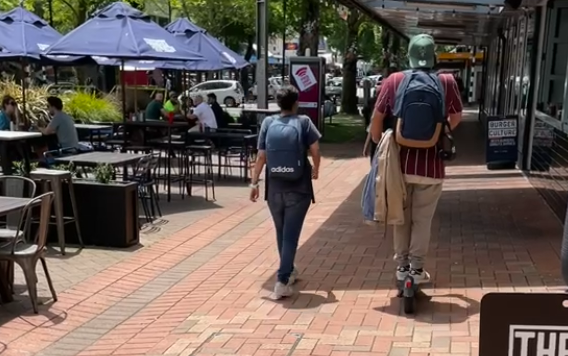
[267,192,311,285]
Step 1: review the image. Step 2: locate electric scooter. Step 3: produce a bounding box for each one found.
[396,275,430,314]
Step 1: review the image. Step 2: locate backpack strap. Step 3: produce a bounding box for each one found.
[393,70,414,117]
[428,73,447,119]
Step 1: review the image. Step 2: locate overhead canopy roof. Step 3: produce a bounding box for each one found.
[335,0,543,45]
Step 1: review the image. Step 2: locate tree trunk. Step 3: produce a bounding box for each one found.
[297,0,319,56]
[340,11,362,115]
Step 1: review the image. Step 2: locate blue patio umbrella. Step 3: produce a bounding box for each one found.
[92,29,249,71]
[44,2,203,62]
[0,7,66,60]
[165,18,205,36]
[178,32,249,70]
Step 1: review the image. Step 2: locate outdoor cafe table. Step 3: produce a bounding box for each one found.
[0,196,34,303]
[54,152,148,179]
[0,131,42,175]
[187,131,258,182]
[75,123,112,145]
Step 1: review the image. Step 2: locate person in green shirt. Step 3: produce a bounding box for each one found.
[145,92,166,120]
[163,91,180,115]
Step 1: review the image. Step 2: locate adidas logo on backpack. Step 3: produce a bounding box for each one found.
[270,166,295,173]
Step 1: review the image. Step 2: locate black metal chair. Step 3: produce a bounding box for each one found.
[129,155,162,223]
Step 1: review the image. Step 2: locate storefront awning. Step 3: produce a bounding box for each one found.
[334,0,544,45]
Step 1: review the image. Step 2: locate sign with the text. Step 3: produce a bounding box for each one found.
[289,57,325,131]
[486,115,518,165]
[480,293,568,356]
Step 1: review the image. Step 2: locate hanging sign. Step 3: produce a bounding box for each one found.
[480,293,568,356]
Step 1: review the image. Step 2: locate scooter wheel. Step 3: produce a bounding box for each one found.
[403,296,415,314]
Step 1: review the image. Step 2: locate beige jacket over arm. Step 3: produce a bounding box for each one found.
[374,129,406,225]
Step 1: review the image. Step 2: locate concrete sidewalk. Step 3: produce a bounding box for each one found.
[0,112,563,356]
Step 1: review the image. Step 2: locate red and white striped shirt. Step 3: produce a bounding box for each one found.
[375,71,463,179]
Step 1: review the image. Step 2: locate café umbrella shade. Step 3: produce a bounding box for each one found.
[165,18,206,36]
[44,2,203,61]
[0,7,65,60]
[92,31,249,71]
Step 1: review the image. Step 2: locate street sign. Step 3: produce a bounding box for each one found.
[289,57,325,132]
[480,293,568,356]
[486,115,518,168]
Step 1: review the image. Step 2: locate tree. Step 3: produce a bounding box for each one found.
[324,6,381,114]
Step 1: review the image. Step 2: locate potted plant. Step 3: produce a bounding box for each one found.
[52,163,140,248]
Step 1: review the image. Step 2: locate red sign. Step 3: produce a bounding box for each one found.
[289,59,323,129]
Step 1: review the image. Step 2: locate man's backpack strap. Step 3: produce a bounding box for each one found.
[393,70,413,117]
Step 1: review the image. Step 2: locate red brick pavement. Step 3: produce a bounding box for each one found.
[0,117,564,356]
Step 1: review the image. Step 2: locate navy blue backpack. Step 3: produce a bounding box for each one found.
[265,115,305,181]
[393,70,446,149]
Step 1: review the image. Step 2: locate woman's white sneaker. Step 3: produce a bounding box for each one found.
[274,282,294,299]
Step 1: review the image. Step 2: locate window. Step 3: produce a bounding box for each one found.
[539,1,568,119]
[216,82,233,89]
[194,83,214,91]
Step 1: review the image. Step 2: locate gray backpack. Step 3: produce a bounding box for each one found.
[265,115,305,181]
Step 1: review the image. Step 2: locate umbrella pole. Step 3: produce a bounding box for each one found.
[121,60,127,149]
[134,67,138,113]
[21,59,26,128]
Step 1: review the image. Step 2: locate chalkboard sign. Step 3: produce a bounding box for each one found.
[486,115,518,168]
[480,293,568,356]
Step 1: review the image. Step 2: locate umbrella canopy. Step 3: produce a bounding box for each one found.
[0,7,64,60]
[93,31,249,71]
[45,2,203,61]
[180,32,248,70]
[165,18,205,36]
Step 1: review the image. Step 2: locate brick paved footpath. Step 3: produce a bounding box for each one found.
[0,114,564,356]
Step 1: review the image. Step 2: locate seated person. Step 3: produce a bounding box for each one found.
[181,96,194,116]
[163,91,181,115]
[38,96,80,150]
[0,95,17,131]
[207,93,229,128]
[145,92,167,120]
[186,95,218,132]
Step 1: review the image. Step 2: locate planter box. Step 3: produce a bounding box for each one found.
[36,179,140,248]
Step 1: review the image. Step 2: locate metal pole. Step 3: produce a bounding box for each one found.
[48,0,58,84]
[281,0,287,79]
[256,0,269,109]
[525,6,547,171]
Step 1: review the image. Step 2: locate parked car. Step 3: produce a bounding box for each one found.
[325,79,342,99]
[182,80,244,107]
[249,77,283,99]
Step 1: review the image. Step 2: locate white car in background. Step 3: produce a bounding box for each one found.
[183,80,244,107]
[249,77,283,99]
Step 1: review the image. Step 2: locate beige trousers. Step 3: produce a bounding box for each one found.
[393,182,443,270]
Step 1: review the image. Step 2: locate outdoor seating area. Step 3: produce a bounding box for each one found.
[0,126,258,313]
[0,1,265,315]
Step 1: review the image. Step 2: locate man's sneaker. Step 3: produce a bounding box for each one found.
[274,281,294,299]
[288,268,299,285]
[396,266,410,281]
[409,268,431,284]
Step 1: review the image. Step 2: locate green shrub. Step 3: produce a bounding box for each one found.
[61,91,122,123]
